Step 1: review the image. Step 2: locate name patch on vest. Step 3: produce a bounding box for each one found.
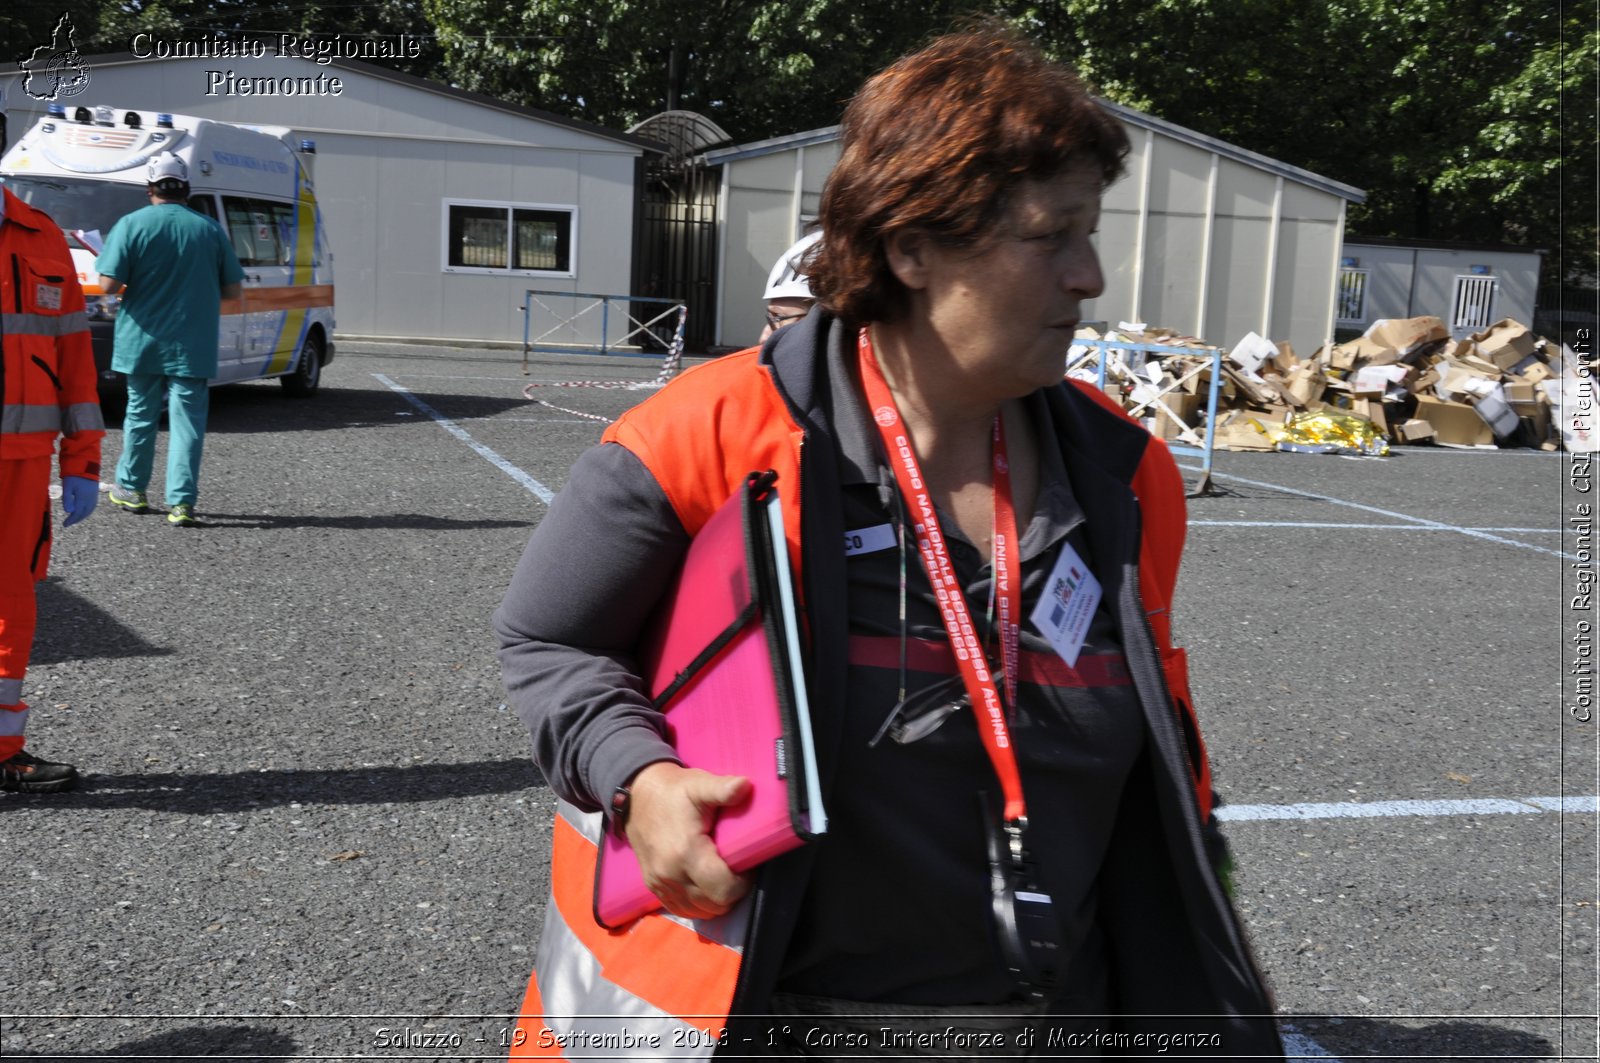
[35,284,62,311]
[844,523,896,557]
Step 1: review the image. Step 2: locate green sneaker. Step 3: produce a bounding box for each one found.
[108,485,150,513]
[167,503,200,527]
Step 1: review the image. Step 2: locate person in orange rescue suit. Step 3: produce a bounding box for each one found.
[494,23,1283,1061]
[0,182,105,793]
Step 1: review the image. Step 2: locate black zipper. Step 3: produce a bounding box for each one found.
[31,354,61,390]
[31,508,51,575]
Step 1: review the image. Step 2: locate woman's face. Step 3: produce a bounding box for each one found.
[895,160,1105,400]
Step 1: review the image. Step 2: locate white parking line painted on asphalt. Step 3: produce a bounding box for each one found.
[1218,795,1599,822]
[1191,521,1559,533]
[1181,465,1578,561]
[373,373,555,504]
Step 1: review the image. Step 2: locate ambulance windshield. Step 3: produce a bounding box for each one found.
[3,176,152,246]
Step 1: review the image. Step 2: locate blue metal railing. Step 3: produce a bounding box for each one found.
[1069,339,1225,495]
[520,290,687,373]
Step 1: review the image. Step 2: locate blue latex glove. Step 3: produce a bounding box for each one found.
[61,476,100,527]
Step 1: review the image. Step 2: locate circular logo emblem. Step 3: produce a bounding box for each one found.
[873,406,898,428]
[994,453,1010,474]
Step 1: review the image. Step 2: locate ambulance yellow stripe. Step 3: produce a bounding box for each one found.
[266,171,322,374]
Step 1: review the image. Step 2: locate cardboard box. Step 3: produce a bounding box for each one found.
[1342,335,1401,366]
[1350,398,1391,437]
[1260,373,1305,407]
[1222,365,1279,407]
[1505,354,1543,377]
[1270,342,1300,375]
[1282,363,1325,406]
[1153,391,1202,433]
[1438,365,1500,404]
[1519,361,1555,384]
[1395,418,1436,444]
[1503,381,1538,403]
[1509,399,1551,446]
[1211,413,1277,451]
[1470,387,1520,439]
[1248,405,1295,426]
[1327,342,1359,371]
[1364,316,1448,358]
[1409,367,1441,395]
[1353,364,1413,395]
[1228,331,1279,375]
[1413,395,1497,446]
[1470,319,1540,370]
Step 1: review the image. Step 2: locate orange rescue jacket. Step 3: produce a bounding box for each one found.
[1,186,104,477]
[510,321,1250,1059]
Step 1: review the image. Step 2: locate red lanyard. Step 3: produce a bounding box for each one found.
[856,328,1026,823]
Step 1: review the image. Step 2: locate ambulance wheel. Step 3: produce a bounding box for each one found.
[282,332,323,396]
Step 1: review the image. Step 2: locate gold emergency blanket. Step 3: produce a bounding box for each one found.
[1266,410,1390,457]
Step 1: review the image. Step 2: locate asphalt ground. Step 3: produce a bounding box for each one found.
[1,340,1594,1061]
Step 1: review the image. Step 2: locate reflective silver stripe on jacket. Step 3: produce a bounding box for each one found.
[0,404,62,435]
[535,899,713,1058]
[531,799,746,1058]
[61,402,105,435]
[0,310,89,337]
[0,704,29,733]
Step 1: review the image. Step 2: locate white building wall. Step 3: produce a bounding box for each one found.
[1342,242,1543,334]
[1,54,645,345]
[711,116,1360,358]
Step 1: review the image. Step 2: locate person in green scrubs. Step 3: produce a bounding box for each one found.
[98,152,244,527]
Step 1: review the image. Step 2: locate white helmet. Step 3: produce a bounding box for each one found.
[763,230,822,301]
[147,152,189,185]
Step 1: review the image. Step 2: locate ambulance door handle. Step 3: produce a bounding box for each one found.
[245,274,262,283]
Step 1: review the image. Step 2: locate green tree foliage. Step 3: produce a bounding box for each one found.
[17,0,1578,293]
[86,0,445,77]
[1039,0,1591,289]
[418,0,985,140]
[5,0,103,67]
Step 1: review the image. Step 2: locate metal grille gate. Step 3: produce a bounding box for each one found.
[632,162,719,354]
[1451,275,1498,334]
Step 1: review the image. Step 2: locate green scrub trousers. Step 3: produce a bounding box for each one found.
[115,374,209,507]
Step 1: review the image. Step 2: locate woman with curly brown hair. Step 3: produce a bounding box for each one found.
[496,22,1283,1060]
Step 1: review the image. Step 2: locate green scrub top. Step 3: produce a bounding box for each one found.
[96,202,245,378]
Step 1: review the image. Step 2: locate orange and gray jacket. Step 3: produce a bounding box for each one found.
[494,311,1283,1058]
[0,186,104,476]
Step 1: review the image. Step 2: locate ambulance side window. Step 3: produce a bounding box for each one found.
[188,194,220,222]
[222,195,282,267]
[267,202,296,266]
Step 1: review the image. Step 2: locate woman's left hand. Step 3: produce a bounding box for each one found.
[626,761,755,919]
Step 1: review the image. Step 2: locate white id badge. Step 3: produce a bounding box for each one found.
[1029,541,1101,667]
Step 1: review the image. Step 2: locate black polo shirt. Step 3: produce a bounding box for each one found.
[776,352,1147,1007]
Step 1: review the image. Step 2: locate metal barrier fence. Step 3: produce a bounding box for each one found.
[519,290,687,377]
[1068,338,1225,496]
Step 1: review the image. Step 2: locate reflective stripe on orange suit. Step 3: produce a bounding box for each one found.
[508,350,1212,1055]
[509,800,747,1059]
[2,187,103,759]
[1,187,105,477]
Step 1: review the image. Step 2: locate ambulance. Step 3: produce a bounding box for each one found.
[0,104,334,396]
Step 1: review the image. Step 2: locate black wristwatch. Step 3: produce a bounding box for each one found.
[609,784,633,837]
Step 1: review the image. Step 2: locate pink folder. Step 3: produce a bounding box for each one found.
[593,471,826,929]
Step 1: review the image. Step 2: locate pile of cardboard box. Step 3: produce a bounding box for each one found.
[1073,317,1591,452]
